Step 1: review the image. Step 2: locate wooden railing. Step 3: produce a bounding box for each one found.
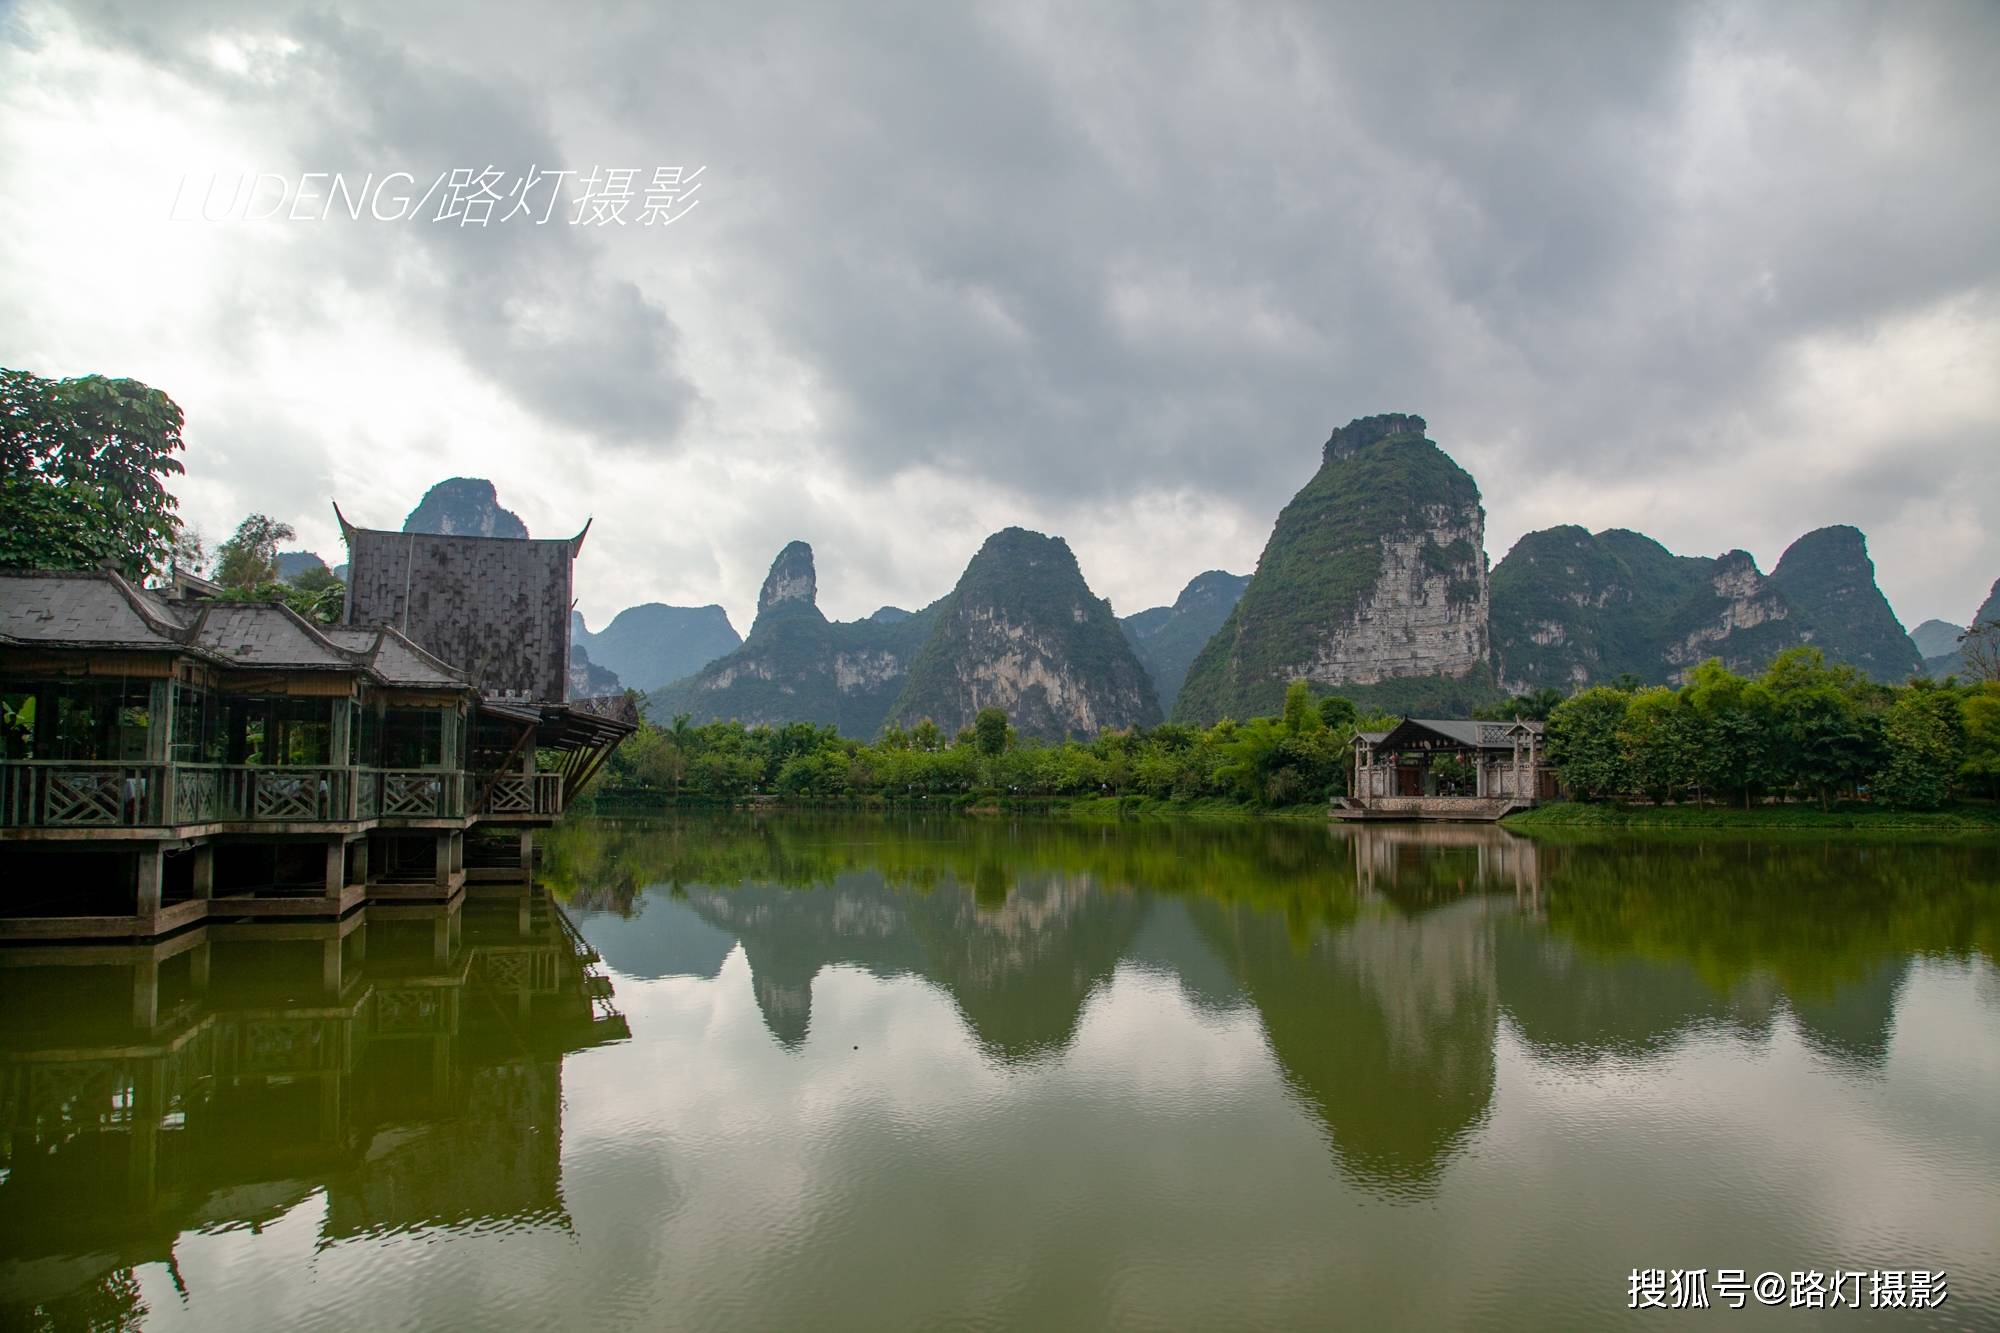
[472,771,565,817]
[0,761,168,828]
[1,761,468,828]
[372,768,465,820]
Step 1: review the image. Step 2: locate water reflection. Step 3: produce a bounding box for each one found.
[2,815,1996,1328]
[552,815,1998,1200]
[0,886,623,1326]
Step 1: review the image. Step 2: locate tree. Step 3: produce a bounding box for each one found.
[1960,682,2000,797]
[1546,687,1633,799]
[973,707,1009,756]
[1871,680,1964,809]
[1760,648,1882,809]
[169,528,207,581]
[1316,694,1357,732]
[1960,619,2000,685]
[214,514,296,589]
[1282,680,1324,734]
[1,367,188,576]
[1682,659,1774,808]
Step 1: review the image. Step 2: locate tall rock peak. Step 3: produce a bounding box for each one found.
[1323,412,1428,464]
[1175,411,1489,723]
[759,541,818,612]
[403,477,529,539]
[887,527,1160,740]
[1770,525,1922,682]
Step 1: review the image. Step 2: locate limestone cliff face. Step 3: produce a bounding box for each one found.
[1492,523,1919,690]
[1661,550,1798,675]
[759,540,817,611]
[647,542,934,733]
[1305,506,1489,686]
[1173,414,1490,724]
[887,528,1160,740]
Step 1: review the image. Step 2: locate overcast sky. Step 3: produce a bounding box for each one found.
[3,0,1996,634]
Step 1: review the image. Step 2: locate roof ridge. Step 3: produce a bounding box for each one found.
[103,567,199,643]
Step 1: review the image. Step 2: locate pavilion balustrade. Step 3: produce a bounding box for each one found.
[0,760,476,828]
[0,760,169,828]
[471,771,564,817]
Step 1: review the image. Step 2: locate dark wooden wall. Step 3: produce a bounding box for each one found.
[346,529,573,702]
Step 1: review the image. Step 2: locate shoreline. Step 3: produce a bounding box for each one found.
[581,791,2000,833]
[1499,802,2000,833]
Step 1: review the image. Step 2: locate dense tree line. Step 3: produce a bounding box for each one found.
[1545,648,2000,810]
[601,682,1386,809]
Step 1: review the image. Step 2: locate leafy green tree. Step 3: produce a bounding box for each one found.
[1316,694,1357,732]
[1760,648,1884,809]
[1546,687,1633,799]
[1620,687,1706,804]
[1282,680,1324,734]
[1,367,188,576]
[214,514,296,589]
[974,707,1009,756]
[1960,682,2000,797]
[1871,680,1964,809]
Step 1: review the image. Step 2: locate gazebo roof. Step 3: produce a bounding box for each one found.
[1365,717,1544,752]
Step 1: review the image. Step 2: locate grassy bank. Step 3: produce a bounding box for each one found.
[1502,801,2000,833]
[580,790,1331,821]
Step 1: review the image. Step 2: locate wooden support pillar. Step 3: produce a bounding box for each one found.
[351,835,370,885]
[319,1074,343,1141]
[428,1032,452,1096]
[324,839,346,899]
[435,832,455,887]
[127,1060,165,1205]
[191,842,214,900]
[136,847,164,920]
[432,915,451,963]
[519,827,535,873]
[321,936,343,994]
[131,955,160,1030]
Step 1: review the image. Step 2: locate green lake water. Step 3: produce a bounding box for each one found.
[2,813,1997,1330]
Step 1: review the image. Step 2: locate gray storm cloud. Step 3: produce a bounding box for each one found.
[8,0,1999,625]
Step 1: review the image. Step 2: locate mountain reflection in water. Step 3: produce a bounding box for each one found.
[551,815,1997,1199]
[4,813,1996,1330]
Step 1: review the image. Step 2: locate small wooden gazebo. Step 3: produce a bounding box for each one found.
[1340,718,1555,821]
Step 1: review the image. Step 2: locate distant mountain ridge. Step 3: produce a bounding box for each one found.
[651,530,1158,740]
[1120,571,1249,714]
[649,542,940,735]
[576,603,742,694]
[1921,577,2000,679]
[1490,523,1923,689]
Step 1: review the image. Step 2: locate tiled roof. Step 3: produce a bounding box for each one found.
[190,603,358,669]
[1381,718,1548,750]
[0,569,191,648]
[3,572,474,691]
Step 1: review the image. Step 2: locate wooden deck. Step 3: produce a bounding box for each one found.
[1333,796,1534,823]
